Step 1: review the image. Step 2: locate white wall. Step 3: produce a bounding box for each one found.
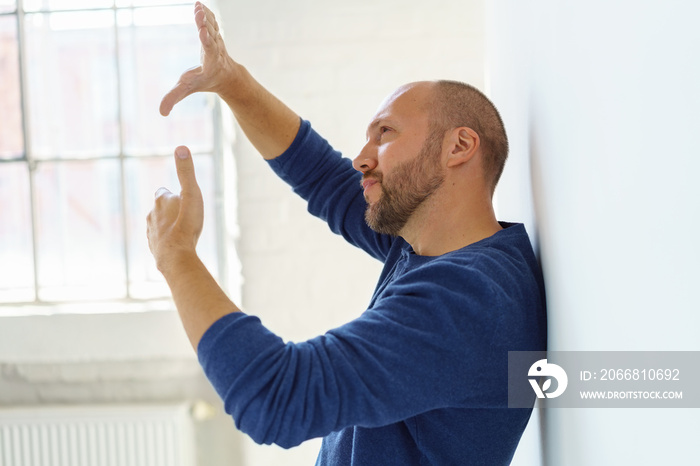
[488,1,700,464]
[215,0,489,464]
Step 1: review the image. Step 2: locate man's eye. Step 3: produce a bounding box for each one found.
[375,126,392,142]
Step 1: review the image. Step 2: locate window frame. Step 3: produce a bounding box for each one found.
[0,0,233,314]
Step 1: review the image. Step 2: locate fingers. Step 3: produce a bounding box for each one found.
[198,23,210,49]
[161,3,227,117]
[155,187,171,198]
[151,146,201,205]
[162,3,229,117]
[197,5,221,52]
[197,2,219,33]
[174,146,202,200]
[146,145,204,265]
[195,6,207,42]
[173,146,204,243]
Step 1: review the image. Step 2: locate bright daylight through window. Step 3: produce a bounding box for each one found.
[0,0,226,311]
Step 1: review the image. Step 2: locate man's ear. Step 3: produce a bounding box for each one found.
[445,127,480,168]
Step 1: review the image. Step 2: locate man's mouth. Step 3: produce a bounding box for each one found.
[362,178,378,194]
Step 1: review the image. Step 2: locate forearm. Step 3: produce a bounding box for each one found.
[219,64,301,160]
[161,251,239,350]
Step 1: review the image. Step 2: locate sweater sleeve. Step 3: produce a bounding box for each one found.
[197,258,522,448]
[267,119,394,262]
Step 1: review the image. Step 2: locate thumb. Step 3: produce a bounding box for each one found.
[159,66,201,116]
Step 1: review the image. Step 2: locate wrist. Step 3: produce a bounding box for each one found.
[156,247,201,277]
[217,62,253,105]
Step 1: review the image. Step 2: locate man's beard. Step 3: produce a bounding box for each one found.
[363,130,445,236]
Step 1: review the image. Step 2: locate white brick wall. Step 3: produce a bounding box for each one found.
[214,0,485,464]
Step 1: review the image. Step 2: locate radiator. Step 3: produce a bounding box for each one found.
[0,404,196,466]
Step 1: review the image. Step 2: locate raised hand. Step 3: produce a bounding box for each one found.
[160,1,237,116]
[147,146,204,272]
[159,1,300,159]
[146,145,238,349]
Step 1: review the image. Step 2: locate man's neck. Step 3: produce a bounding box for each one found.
[401,192,502,256]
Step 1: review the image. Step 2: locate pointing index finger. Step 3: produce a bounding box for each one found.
[174,146,202,198]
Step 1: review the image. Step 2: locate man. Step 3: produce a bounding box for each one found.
[147,2,546,465]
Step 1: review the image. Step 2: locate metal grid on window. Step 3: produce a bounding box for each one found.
[0,0,227,309]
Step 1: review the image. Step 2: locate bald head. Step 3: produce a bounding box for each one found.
[373,81,437,121]
[406,80,509,194]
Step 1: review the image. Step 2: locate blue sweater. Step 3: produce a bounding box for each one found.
[197,120,547,465]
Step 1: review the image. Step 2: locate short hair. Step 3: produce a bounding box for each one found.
[430,80,509,193]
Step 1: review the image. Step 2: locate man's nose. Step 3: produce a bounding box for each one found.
[352,143,378,173]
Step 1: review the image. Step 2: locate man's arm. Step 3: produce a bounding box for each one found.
[149,2,301,348]
[147,146,238,349]
[149,3,382,350]
[160,1,299,160]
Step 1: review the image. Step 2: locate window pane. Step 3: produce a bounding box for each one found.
[0,15,24,159]
[24,11,119,159]
[23,0,113,12]
[118,6,214,156]
[124,154,219,299]
[0,163,35,302]
[116,0,191,7]
[34,159,126,301]
[0,0,16,14]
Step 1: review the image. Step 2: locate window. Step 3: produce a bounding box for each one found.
[0,0,227,311]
